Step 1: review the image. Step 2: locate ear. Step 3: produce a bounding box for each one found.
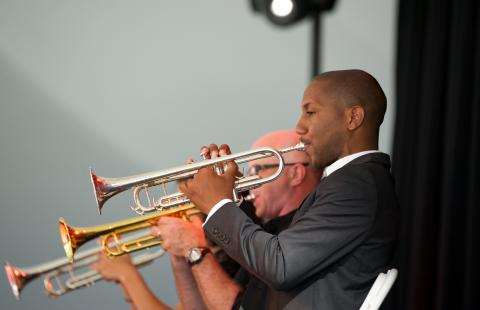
[346,105,365,130]
[288,164,307,187]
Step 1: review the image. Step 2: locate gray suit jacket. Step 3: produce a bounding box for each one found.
[204,153,399,309]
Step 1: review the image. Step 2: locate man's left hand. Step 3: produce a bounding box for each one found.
[179,144,238,214]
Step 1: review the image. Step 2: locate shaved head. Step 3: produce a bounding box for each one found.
[249,130,321,219]
[314,69,387,130]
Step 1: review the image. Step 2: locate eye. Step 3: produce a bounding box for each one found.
[306,111,316,116]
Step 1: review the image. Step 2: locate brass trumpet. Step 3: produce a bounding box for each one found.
[4,232,165,299]
[91,143,305,214]
[60,203,199,262]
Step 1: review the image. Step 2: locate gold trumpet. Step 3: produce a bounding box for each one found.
[4,232,165,299]
[60,203,199,262]
[90,143,305,214]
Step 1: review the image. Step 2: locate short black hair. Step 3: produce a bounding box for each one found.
[314,69,387,129]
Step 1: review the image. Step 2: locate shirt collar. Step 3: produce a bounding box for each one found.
[322,150,382,179]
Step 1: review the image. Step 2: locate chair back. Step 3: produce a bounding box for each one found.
[359,268,398,310]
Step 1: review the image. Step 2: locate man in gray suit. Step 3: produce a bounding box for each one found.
[179,69,399,309]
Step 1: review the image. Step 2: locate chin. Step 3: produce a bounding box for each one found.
[312,161,323,169]
[253,204,262,215]
[255,210,264,218]
[309,156,321,169]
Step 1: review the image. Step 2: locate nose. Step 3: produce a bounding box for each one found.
[295,116,306,135]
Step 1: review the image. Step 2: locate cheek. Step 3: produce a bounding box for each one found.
[255,184,272,198]
[256,185,279,207]
[313,117,339,141]
[310,117,326,134]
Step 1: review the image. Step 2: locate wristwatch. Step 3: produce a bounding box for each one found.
[185,247,211,265]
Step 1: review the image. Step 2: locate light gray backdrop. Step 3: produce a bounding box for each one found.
[0,1,397,309]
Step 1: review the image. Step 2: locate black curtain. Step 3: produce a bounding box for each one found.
[387,0,480,309]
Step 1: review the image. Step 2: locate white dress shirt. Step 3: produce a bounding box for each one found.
[321,150,381,179]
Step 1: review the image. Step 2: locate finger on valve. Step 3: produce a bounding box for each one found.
[219,144,232,172]
[219,144,232,156]
[199,144,225,174]
[209,143,220,158]
[200,146,210,160]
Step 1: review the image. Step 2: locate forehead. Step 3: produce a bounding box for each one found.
[249,144,286,166]
[249,158,279,168]
[301,79,335,109]
[249,131,306,167]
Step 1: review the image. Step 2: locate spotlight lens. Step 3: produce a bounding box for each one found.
[270,0,294,17]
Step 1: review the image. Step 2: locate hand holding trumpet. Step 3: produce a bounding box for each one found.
[91,253,136,283]
[151,216,207,257]
[179,144,239,214]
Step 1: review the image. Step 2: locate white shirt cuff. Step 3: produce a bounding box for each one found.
[203,199,232,226]
[202,197,244,226]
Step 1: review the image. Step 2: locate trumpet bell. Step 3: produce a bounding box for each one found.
[90,168,121,214]
[4,263,34,300]
[59,218,77,262]
[59,218,102,262]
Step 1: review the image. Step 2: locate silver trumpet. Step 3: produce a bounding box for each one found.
[4,232,165,299]
[91,143,305,214]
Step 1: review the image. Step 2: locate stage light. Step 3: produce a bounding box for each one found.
[251,0,306,26]
[251,0,335,26]
[270,0,294,17]
[250,0,336,77]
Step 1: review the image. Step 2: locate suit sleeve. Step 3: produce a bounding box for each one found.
[203,165,378,290]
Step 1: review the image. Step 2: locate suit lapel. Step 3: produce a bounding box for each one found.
[289,153,391,224]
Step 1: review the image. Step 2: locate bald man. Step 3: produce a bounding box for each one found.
[234,130,322,309]
[155,130,321,310]
[180,69,399,309]
[248,130,319,221]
